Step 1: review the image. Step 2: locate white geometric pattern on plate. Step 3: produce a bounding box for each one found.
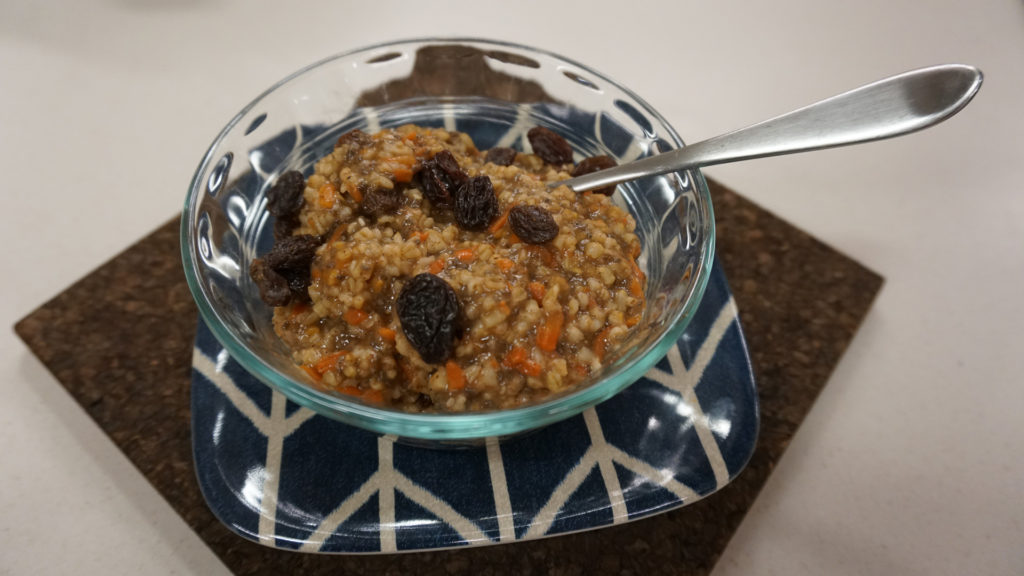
[190,262,758,553]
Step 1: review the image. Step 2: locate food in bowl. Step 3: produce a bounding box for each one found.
[251,123,645,412]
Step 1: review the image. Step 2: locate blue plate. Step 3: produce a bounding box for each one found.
[191,261,758,553]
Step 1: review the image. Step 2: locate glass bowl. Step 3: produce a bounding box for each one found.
[182,38,715,440]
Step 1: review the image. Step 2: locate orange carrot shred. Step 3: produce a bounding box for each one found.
[445,361,466,391]
[344,179,363,203]
[488,209,510,234]
[344,308,369,326]
[378,327,396,341]
[391,167,413,183]
[503,346,528,368]
[317,183,337,209]
[496,258,515,273]
[518,360,542,378]
[429,259,445,274]
[528,282,545,303]
[626,314,642,327]
[454,248,476,263]
[314,350,348,375]
[361,389,384,404]
[594,326,614,361]
[301,365,322,382]
[537,309,564,352]
[338,386,362,397]
[498,301,512,316]
[290,302,310,318]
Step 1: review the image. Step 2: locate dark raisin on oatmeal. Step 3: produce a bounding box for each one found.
[360,187,404,218]
[509,205,559,244]
[454,175,500,231]
[571,155,618,196]
[527,126,573,165]
[417,150,467,208]
[250,234,321,306]
[484,147,517,166]
[397,273,461,364]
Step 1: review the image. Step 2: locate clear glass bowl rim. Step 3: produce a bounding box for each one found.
[181,37,716,439]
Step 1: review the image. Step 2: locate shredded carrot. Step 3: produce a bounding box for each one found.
[328,225,346,244]
[344,308,369,326]
[290,302,310,318]
[454,248,476,263]
[503,346,528,368]
[318,183,338,209]
[628,260,646,298]
[629,276,644,298]
[626,314,642,327]
[498,301,512,316]
[496,258,515,273]
[445,361,466,391]
[594,326,614,361]
[429,258,445,274]
[518,360,542,378]
[343,179,363,203]
[507,233,522,245]
[502,346,542,378]
[301,365,322,382]
[361,389,384,404]
[398,359,415,382]
[572,363,589,377]
[417,231,430,242]
[391,167,413,183]
[338,386,362,397]
[528,245,556,266]
[630,243,642,259]
[528,282,545,303]
[314,350,348,375]
[378,327,396,341]
[488,208,510,234]
[379,154,414,166]
[537,309,564,352]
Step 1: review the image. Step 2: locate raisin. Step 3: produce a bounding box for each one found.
[360,187,403,219]
[415,393,434,409]
[454,175,500,231]
[266,171,305,219]
[571,155,618,196]
[397,273,461,364]
[417,150,467,208]
[509,205,559,244]
[484,147,517,166]
[273,214,300,240]
[249,260,291,307]
[527,126,573,165]
[335,128,371,149]
[250,234,321,306]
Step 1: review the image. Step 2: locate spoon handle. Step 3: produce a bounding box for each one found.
[556,64,982,193]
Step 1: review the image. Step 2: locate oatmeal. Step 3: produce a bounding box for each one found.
[251,124,644,412]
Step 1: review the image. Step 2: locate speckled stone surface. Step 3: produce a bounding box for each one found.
[15,179,882,575]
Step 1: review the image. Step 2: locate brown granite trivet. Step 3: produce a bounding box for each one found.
[14,179,882,576]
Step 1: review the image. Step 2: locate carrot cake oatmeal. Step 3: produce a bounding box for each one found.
[250,124,644,412]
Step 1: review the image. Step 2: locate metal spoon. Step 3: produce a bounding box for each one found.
[554,64,982,193]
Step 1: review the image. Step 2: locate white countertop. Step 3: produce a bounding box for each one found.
[2,1,1022,574]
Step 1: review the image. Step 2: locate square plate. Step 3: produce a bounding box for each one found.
[191,260,758,553]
